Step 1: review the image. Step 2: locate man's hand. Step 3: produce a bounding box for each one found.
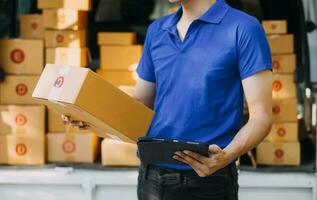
[61,115,90,130]
[173,144,233,177]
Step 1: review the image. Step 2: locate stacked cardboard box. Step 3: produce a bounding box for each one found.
[38,0,90,67]
[97,32,141,87]
[0,18,45,164]
[257,20,300,166]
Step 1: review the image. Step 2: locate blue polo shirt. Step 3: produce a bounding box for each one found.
[137,0,272,169]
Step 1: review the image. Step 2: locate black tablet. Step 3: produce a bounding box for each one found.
[137,137,210,165]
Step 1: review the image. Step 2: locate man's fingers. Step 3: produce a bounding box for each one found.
[175,151,210,176]
[183,150,208,164]
[209,144,222,154]
[173,154,208,177]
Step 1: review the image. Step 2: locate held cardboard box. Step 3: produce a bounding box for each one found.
[118,85,135,97]
[265,122,298,142]
[97,70,137,87]
[48,108,66,133]
[46,47,88,67]
[101,138,140,166]
[43,9,87,30]
[98,32,136,46]
[272,75,296,99]
[38,0,92,11]
[0,105,45,135]
[256,141,300,166]
[272,54,296,74]
[267,34,294,54]
[20,14,44,39]
[1,75,39,104]
[0,135,8,164]
[262,20,287,34]
[47,132,99,163]
[32,64,154,143]
[0,39,44,75]
[45,29,86,48]
[100,45,142,70]
[272,98,298,122]
[7,135,45,165]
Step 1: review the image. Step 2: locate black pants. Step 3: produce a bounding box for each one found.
[137,163,239,200]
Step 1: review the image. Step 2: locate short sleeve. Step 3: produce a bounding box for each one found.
[136,24,156,82]
[237,18,272,80]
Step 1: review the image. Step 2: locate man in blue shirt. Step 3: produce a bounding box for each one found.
[134,0,272,199]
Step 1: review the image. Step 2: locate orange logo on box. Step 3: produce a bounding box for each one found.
[62,140,76,154]
[54,76,64,88]
[15,114,27,126]
[275,148,284,158]
[272,81,282,92]
[272,61,280,69]
[16,143,27,156]
[15,83,28,96]
[277,128,286,137]
[272,105,280,115]
[31,21,38,30]
[271,24,277,30]
[10,49,25,64]
[56,34,64,43]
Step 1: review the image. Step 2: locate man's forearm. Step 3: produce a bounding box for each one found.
[223,114,272,162]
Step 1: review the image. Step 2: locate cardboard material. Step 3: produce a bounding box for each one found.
[267,34,294,54]
[45,30,86,48]
[272,75,296,99]
[272,54,296,74]
[7,135,45,165]
[1,75,39,104]
[20,14,44,39]
[0,105,45,135]
[97,70,137,86]
[0,135,8,164]
[262,20,287,34]
[43,9,87,30]
[0,39,44,75]
[272,98,297,122]
[46,47,88,67]
[47,132,99,163]
[101,138,140,166]
[118,86,135,97]
[98,32,136,45]
[48,108,66,133]
[38,0,91,11]
[32,64,154,143]
[100,45,142,70]
[256,141,300,166]
[265,122,298,142]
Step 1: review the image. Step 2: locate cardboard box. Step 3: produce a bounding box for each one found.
[272,98,297,122]
[20,14,44,39]
[32,64,154,143]
[1,75,39,104]
[272,75,296,99]
[118,86,135,97]
[43,9,87,30]
[47,132,99,163]
[256,141,300,166]
[267,34,294,54]
[46,47,88,67]
[272,54,296,74]
[97,70,137,86]
[0,105,45,135]
[45,30,86,48]
[0,39,44,75]
[101,138,140,166]
[7,135,45,165]
[262,20,287,34]
[0,135,8,164]
[38,0,91,11]
[98,32,136,46]
[100,45,142,70]
[265,122,298,142]
[48,108,66,133]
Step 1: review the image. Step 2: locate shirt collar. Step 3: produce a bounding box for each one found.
[161,0,229,31]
